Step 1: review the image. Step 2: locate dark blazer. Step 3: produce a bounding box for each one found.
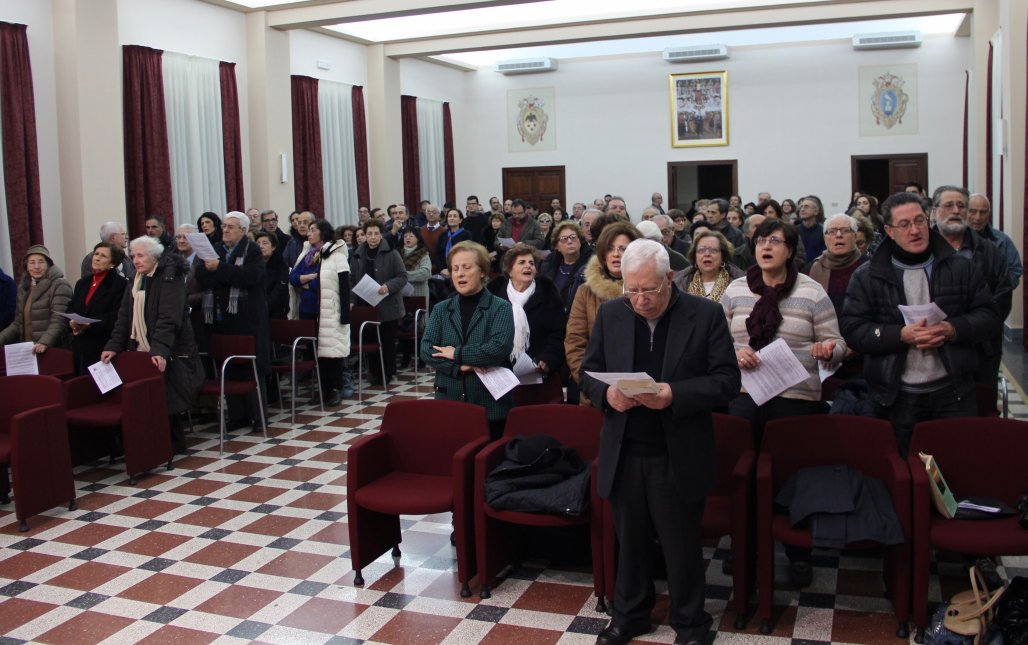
[579,287,741,501]
[70,271,128,374]
[487,275,567,374]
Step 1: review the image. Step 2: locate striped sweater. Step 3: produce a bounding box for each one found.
[721,272,846,401]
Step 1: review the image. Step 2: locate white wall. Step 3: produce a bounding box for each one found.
[290,30,367,86]
[0,0,64,273]
[459,35,970,218]
[118,0,252,210]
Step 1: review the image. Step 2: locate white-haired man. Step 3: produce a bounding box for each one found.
[81,221,134,280]
[581,239,739,645]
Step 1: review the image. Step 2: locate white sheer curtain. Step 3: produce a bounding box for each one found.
[318,79,359,225]
[162,51,227,220]
[416,98,446,207]
[0,110,11,275]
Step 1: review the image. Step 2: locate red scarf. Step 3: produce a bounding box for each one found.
[86,270,110,306]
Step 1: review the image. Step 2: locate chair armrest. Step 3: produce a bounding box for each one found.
[756,452,774,534]
[359,320,382,347]
[731,450,756,524]
[908,454,931,551]
[347,432,392,489]
[473,438,511,508]
[291,336,317,361]
[452,436,491,527]
[62,375,102,409]
[882,453,912,536]
[221,354,257,376]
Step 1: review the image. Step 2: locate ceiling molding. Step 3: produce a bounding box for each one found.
[267,0,549,29]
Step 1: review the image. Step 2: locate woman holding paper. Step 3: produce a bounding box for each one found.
[69,242,129,374]
[487,243,566,400]
[0,245,73,354]
[420,241,514,440]
[102,236,203,454]
[399,227,432,368]
[349,220,408,387]
[289,219,352,405]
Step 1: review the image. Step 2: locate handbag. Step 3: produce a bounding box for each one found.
[939,566,1007,645]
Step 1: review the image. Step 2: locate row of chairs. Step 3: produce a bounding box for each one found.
[346,402,1028,640]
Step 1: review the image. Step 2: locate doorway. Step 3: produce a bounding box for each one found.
[850,153,928,205]
[501,166,566,213]
[667,161,737,212]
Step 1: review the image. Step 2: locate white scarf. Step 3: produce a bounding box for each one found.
[506,279,535,362]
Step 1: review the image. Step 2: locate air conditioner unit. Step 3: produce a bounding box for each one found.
[663,44,728,63]
[852,31,922,50]
[494,58,557,75]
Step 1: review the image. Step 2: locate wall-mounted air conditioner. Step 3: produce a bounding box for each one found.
[852,31,922,50]
[662,44,728,63]
[494,58,557,75]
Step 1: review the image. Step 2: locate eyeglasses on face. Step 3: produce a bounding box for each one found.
[557,234,578,243]
[824,227,854,237]
[607,245,629,255]
[886,216,928,231]
[755,236,786,247]
[695,246,721,256]
[623,280,667,299]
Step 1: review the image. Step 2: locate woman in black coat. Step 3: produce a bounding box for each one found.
[70,242,128,374]
[487,243,567,388]
[436,207,473,275]
[256,232,289,319]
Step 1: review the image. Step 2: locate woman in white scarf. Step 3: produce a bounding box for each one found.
[487,243,567,394]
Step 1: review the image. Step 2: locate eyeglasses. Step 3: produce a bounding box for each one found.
[824,227,854,237]
[755,236,786,247]
[886,216,928,231]
[624,280,667,299]
[221,224,241,231]
[557,234,578,243]
[695,246,721,256]
[262,217,277,223]
[607,245,629,255]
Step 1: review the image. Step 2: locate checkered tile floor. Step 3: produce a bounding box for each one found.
[1,367,1026,644]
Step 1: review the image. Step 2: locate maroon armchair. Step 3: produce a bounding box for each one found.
[757,415,910,638]
[63,352,172,485]
[474,404,605,607]
[600,413,757,625]
[347,399,489,597]
[909,417,1028,642]
[0,375,76,531]
[512,371,565,406]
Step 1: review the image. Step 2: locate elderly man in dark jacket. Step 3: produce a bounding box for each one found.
[195,211,269,433]
[841,192,999,457]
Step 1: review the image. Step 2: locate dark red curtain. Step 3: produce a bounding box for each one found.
[0,22,43,272]
[291,76,323,218]
[962,71,969,189]
[351,85,370,210]
[123,45,173,238]
[442,102,455,206]
[400,95,420,211]
[220,61,244,213]
[986,42,994,215]
[1023,13,1028,352]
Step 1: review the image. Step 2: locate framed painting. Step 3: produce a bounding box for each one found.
[669,71,728,147]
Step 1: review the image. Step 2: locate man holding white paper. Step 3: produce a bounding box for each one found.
[580,240,739,645]
[841,192,1000,456]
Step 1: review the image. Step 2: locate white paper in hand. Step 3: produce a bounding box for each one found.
[88,360,123,394]
[496,237,515,249]
[57,312,102,325]
[739,338,809,406]
[3,342,38,375]
[584,371,659,396]
[898,303,947,326]
[185,232,219,261]
[513,353,543,385]
[400,283,415,297]
[353,274,387,306]
[475,366,520,400]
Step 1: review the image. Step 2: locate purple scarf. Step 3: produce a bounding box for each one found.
[744,261,798,350]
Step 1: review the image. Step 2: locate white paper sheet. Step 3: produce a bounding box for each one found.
[496,237,515,249]
[87,360,123,394]
[475,366,520,399]
[400,283,415,297]
[898,303,947,326]
[353,274,387,306]
[818,360,840,383]
[57,311,102,325]
[583,371,660,396]
[513,352,543,385]
[739,338,809,406]
[3,342,38,375]
[185,232,220,261]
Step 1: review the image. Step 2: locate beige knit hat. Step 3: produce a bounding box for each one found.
[23,244,54,267]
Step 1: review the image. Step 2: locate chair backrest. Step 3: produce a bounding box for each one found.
[0,347,74,378]
[350,306,379,327]
[762,415,897,487]
[503,404,604,461]
[0,375,62,434]
[711,413,755,495]
[402,295,427,315]
[208,333,255,363]
[380,399,489,476]
[910,418,1028,506]
[112,351,163,382]
[269,319,316,346]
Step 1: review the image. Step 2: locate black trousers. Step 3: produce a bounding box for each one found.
[608,454,711,642]
[888,383,976,458]
[367,319,398,381]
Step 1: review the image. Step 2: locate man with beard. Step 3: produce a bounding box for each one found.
[932,185,1012,386]
[497,199,545,249]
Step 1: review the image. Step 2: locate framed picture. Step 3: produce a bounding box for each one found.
[669,71,728,147]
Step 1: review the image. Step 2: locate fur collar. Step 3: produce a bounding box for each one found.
[583,255,623,302]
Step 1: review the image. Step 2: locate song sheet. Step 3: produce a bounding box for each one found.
[88,360,123,394]
[352,274,387,306]
[739,338,808,406]
[3,342,38,375]
[475,366,520,399]
[898,303,947,326]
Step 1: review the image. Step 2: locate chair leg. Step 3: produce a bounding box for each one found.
[68,499,77,511]
[391,545,401,558]
[595,596,607,612]
[480,585,491,599]
[253,364,268,439]
[315,360,324,412]
[378,346,387,394]
[896,622,909,639]
[759,618,774,634]
[18,520,28,532]
[357,351,364,404]
[218,393,227,457]
[186,409,194,433]
[354,570,365,586]
[914,627,925,643]
[460,582,471,598]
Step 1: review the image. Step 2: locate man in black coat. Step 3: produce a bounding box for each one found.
[580,239,740,645]
[195,211,269,433]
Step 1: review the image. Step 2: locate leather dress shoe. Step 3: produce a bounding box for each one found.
[595,623,650,645]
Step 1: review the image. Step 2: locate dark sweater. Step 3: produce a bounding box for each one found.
[623,308,672,456]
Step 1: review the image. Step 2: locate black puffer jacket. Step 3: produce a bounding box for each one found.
[840,231,999,407]
[484,434,591,516]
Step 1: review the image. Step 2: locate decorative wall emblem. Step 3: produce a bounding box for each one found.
[859,64,918,137]
[870,72,909,129]
[516,94,549,146]
[507,88,556,152]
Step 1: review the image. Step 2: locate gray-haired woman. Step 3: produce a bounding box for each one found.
[102,236,203,454]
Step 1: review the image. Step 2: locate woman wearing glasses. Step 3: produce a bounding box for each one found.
[540,221,593,313]
[721,218,846,588]
[675,230,743,303]
[565,221,640,407]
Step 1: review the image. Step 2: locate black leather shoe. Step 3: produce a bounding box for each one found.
[323,389,343,407]
[595,624,650,645]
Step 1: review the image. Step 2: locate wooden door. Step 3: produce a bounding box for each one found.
[502,166,565,212]
[851,153,928,204]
